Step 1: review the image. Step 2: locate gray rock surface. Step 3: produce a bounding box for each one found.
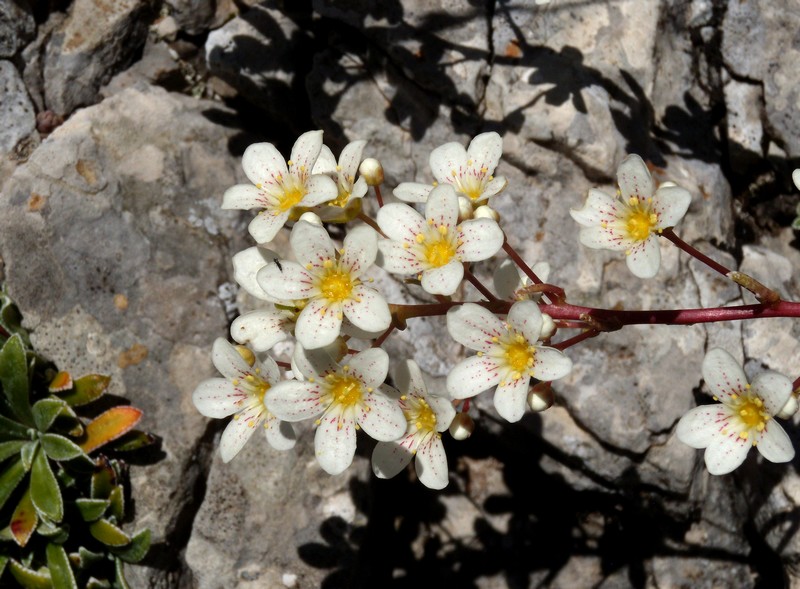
[0,0,35,58]
[0,59,36,154]
[1,0,799,587]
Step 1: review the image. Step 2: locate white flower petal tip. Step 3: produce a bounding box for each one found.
[676,347,796,474]
[572,154,692,279]
[793,169,800,191]
[298,212,323,225]
[449,412,474,440]
[428,132,506,204]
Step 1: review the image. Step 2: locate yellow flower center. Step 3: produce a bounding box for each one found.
[243,373,270,405]
[420,225,457,268]
[625,199,658,242]
[318,265,354,302]
[277,186,306,212]
[407,398,437,433]
[452,166,489,201]
[735,395,769,431]
[328,374,364,407]
[502,333,534,377]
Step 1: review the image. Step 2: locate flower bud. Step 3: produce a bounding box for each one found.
[777,394,799,420]
[449,412,474,440]
[298,212,323,226]
[474,204,499,222]
[528,382,553,412]
[540,313,556,339]
[358,158,384,186]
[457,196,474,221]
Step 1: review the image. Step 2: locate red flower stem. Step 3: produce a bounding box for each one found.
[277,361,291,370]
[660,228,731,277]
[502,239,543,285]
[372,325,395,348]
[552,329,600,351]
[793,375,800,392]
[374,185,384,208]
[357,212,384,236]
[463,265,498,302]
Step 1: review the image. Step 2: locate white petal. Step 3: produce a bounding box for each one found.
[289,130,324,179]
[291,220,335,268]
[421,262,463,295]
[303,174,339,206]
[428,395,456,432]
[424,184,459,229]
[314,415,357,474]
[429,141,468,185]
[393,182,434,203]
[339,140,367,178]
[493,258,522,300]
[242,142,288,187]
[393,359,427,399]
[456,219,504,261]
[532,347,573,381]
[351,177,368,199]
[257,260,315,302]
[793,169,800,191]
[230,309,292,352]
[346,347,390,389]
[265,380,324,421]
[377,203,426,243]
[222,184,267,210]
[570,188,622,227]
[446,303,504,351]
[311,144,337,175]
[702,348,748,405]
[467,132,503,176]
[219,404,262,462]
[446,355,502,399]
[292,344,339,379]
[248,210,289,244]
[625,236,661,278]
[676,405,731,449]
[342,286,391,333]
[415,437,449,489]
[616,154,653,203]
[578,225,630,251]
[372,437,415,479]
[376,239,424,275]
[756,422,795,463]
[211,337,251,378]
[294,298,343,349]
[481,176,508,199]
[493,377,529,423]
[358,389,406,441]
[703,433,751,475]
[507,300,543,344]
[232,246,281,301]
[192,379,246,418]
[264,417,297,451]
[751,371,793,416]
[342,224,378,276]
[653,185,691,228]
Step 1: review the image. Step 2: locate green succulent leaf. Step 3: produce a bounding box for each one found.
[0,555,7,578]
[0,414,32,441]
[0,457,27,511]
[75,498,110,522]
[0,292,29,345]
[91,460,116,499]
[792,216,800,230]
[0,440,27,462]
[0,334,33,426]
[30,447,63,522]
[40,433,87,461]
[112,528,151,564]
[7,559,51,589]
[89,518,131,547]
[87,578,112,589]
[110,430,157,452]
[114,557,131,589]
[76,547,105,570]
[10,486,38,547]
[32,397,69,433]
[20,440,38,471]
[46,543,78,589]
[58,374,111,407]
[108,485,124,522]
[79,407,143,454]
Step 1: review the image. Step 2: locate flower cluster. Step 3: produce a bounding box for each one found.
[192,129,799,490]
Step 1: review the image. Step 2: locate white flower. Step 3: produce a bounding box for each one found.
[394,132,508,205]
[676,348,795,475]
[310,140,369,222]
[493,258,551,301]
[230,246,295,351]
[222,130,338,244]
[192,338,295,462]
[446,301,572,423]
[372,360,456,489]
[793,169,800,191]
[377,184,504,295]
[569,154,691,278]
[266,345,406,475]
[257,221,391,349]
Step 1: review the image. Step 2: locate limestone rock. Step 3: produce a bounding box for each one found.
[0,0,35,58]
[0,60,37,155]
